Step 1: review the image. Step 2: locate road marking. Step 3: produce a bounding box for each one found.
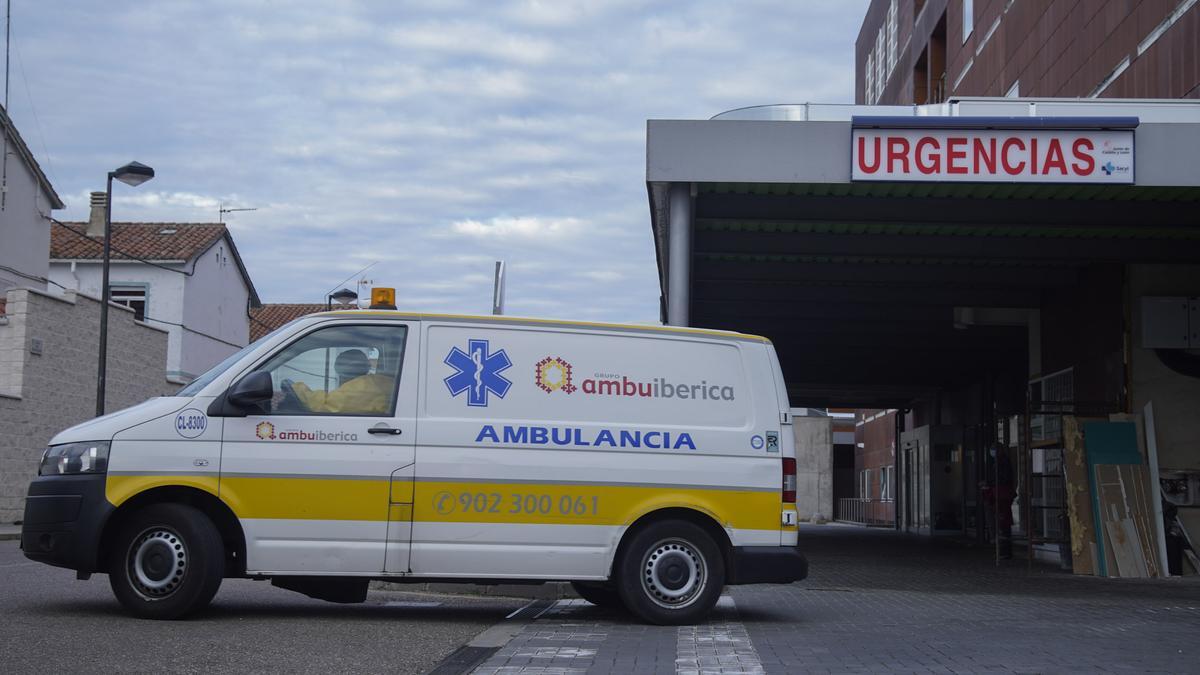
[428,598,554,675]
[675,596,764,674]
[466,596,763,674]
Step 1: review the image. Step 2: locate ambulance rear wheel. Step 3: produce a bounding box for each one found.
[616,520,724,625]
[571,581,624,609]
[108,503,225,619]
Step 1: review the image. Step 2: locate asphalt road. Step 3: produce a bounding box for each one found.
[0,542,524,674]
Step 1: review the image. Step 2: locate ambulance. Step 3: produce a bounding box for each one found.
[21,292,807,624]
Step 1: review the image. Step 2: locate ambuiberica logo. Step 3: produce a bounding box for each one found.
[533,357,735,402]
[253,421,358,442]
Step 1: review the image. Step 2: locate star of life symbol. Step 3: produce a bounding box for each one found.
[535,356,576,394]
[444,339,513,407]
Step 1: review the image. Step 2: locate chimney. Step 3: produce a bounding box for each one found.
[86,191,107,237]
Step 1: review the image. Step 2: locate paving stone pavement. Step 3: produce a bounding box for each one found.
[469,525,1200,674]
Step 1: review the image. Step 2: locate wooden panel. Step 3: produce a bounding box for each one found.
[1063,416,1096,575]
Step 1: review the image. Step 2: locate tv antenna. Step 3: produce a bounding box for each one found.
[219,204,257,222]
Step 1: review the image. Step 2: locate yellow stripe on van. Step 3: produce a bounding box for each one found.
[106,474,220,507]
[111,474,783,532]
[220,476,392,521]
[412,481,780,531]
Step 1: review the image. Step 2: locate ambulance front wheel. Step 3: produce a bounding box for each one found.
[616,520,724,625]
[108,503,225,620]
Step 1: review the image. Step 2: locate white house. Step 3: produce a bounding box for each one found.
[0,103,64,299]
[49,195,261,383]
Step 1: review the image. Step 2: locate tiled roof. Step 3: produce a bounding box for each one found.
[50,222,227,261]
[249,303,326,341]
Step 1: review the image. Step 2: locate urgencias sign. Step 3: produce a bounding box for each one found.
[851,126,1134,184]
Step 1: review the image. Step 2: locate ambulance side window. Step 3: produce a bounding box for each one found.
[253,324,406,416]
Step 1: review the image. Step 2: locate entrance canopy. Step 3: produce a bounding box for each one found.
[647,98,1200,408]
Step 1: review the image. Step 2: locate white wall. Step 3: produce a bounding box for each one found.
[0,139,54,293]
[1128,264,1200,470]
[48,236,250,382]
[181,240,251,379]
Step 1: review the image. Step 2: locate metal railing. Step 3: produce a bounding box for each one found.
[836,498,895,527]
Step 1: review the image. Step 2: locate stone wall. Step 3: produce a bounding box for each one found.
[0,288,171,523]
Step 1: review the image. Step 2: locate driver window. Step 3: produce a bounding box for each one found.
[255,324,406,416]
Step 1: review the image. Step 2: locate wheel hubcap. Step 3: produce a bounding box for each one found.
[641,538,706,609]
[128,528,187,600]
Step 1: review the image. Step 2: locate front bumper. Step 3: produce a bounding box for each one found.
[727,545,809,585]
[21,474,112,573]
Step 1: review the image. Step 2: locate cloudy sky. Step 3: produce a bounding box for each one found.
[8,0,867,322]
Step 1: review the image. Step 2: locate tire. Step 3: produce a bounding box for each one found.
[571,581,624,609]
[615,520,725,625]
[108,503,225,619]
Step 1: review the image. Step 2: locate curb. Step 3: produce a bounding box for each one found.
[0,531,20,542]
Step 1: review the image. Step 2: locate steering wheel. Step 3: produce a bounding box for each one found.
[277,379,308,413]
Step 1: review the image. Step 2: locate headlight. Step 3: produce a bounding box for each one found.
[39,441,110,476]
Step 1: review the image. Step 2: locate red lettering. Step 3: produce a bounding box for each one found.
[622,377,637,396]
[915,136,940,174]
[972,138,997,174]
[1029,137,1039,174]
[1043,138,1067,175]
[1002,138,1026,175]
[887,137,911,174]
[1071,138,1095,175]
[946,137,968,174]
[857,136,881,174]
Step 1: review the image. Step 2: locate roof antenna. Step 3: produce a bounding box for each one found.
[218,204,257,222]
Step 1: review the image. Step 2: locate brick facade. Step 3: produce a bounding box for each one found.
[853,409,897,524]
[0,287,171,522]
[857,0,1200,105]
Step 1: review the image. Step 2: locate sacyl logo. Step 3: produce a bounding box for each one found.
[444,339,513,407]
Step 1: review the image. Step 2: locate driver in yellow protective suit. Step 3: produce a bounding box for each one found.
[289,349,393,414]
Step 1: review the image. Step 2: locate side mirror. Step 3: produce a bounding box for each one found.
[228,371,274,407]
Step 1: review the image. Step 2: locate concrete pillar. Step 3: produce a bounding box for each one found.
[666,182,692,326]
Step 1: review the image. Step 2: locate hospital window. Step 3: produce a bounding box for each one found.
[253,324,407,416]
[109,286,147,321]
[880,465,895,501]
[860,469,873,499]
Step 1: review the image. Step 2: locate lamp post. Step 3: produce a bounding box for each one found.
[326,288,359,310]
[96,161,155,416]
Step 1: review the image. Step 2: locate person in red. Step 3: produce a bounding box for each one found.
[981,443,1016,559]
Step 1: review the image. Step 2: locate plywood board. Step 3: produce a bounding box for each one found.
[1093,464,1163,578]
[1100,515,1138,577]
[1063,417,1096,575]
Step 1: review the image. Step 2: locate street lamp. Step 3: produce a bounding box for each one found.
[327,288,359,310]
[96,161,155,416]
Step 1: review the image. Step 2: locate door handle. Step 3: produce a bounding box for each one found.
[368,426,403,436]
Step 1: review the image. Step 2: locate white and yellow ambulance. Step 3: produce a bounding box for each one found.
[21,295,806,624]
